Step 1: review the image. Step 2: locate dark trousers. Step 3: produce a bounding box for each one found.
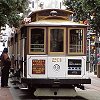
[1,66,9,87]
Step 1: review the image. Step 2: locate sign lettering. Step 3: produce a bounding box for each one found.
[52,58,61,62]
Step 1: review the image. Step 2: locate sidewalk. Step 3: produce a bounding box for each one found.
[89,72,100,86]
[0,77,13,100]
[76,72,100,100]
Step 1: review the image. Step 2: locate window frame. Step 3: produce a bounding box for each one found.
[68,28,84,55]
[48,27,66,55]
[29,27,46,54]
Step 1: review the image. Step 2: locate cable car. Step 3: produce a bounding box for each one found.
[8,9,91,97]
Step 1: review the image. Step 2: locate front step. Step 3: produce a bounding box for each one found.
[18,83,28,90]
[34,88,77,97]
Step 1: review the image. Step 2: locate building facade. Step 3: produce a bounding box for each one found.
[29,0,65,11]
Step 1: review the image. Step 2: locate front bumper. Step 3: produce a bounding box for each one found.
[21,78,91,88]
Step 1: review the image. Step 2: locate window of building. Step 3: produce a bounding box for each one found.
[32,1,34,8]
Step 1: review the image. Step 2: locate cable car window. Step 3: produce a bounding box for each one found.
[50,29,64,52]
[30,28,45,52]
[69,29,84,53]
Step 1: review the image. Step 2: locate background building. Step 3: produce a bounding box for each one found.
[28,0,65,11]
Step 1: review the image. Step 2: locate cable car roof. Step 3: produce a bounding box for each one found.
[24,19,87,27]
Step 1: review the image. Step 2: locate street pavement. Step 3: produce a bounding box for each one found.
[76,72,100,100]
[0,72,100,100]
[0,83,13,100]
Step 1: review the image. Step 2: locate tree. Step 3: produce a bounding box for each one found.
[63,0,100,34]
[82,0,100,34]
[0,0,29,29]
[63,0,87,22]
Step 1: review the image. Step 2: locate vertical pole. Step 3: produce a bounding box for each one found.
[94,33,98,74]
[88,38,91,73]
[22,38,25,77]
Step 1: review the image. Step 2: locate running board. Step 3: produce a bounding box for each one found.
[34,88,77,97]
[18,84,28,90]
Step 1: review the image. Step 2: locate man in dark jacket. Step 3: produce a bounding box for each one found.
[1,48,11,87]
